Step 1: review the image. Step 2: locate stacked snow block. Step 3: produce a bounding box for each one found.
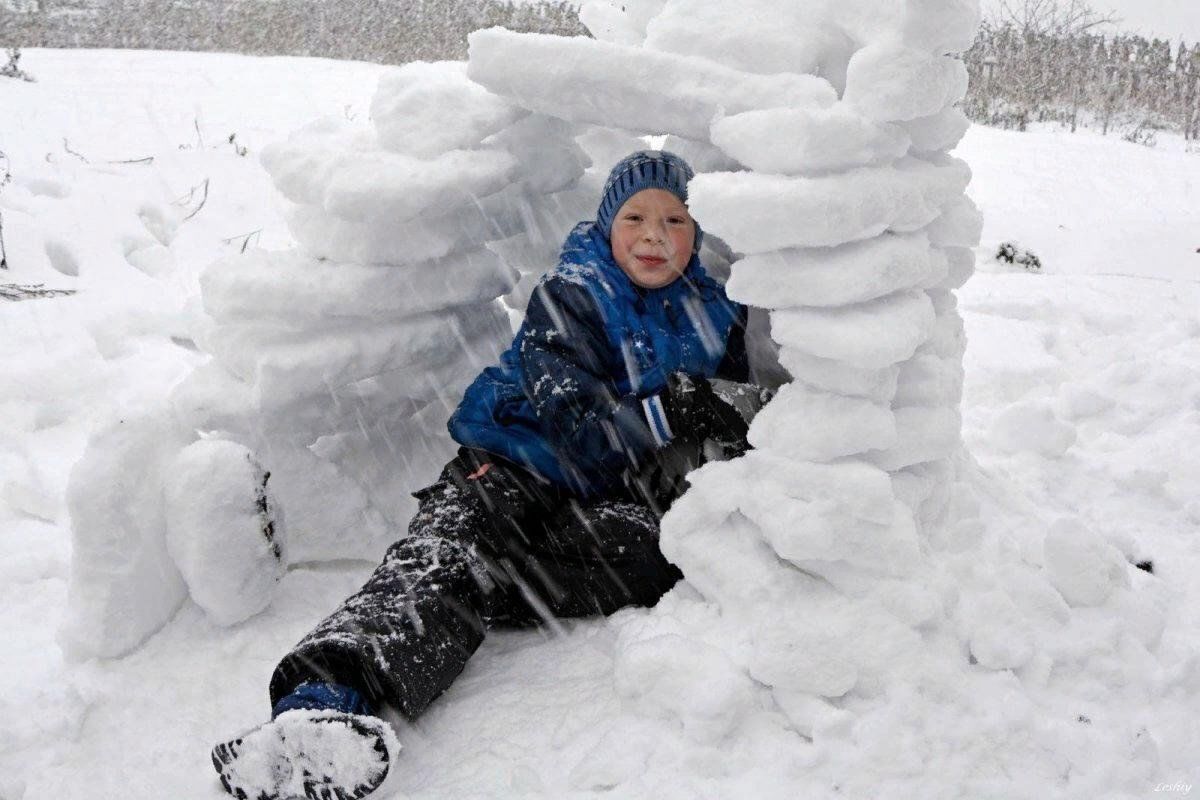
[464,0,1141,786]
[62,61,589,658]
[465,0,978,713]
[172,60,595,566]
[469,5,1179,791]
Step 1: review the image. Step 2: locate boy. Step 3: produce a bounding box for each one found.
[212,151,760,800]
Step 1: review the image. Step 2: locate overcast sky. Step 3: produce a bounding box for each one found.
[981,0,1200,42]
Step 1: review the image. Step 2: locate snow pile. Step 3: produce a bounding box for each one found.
[461,1,1194,793]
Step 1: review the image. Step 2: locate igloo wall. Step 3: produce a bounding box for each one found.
[59,3,1198,792]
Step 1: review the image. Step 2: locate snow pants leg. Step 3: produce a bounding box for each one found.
[269,449,682,720]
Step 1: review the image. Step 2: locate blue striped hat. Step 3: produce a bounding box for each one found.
[596,150,695,240]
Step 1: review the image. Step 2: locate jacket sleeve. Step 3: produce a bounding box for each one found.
[518,278,660,486]
[714,302,751,384]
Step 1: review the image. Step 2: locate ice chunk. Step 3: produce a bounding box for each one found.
[467,28,837,140]
[770,290,936,369]
[371,61,528,158]
[844,43,969,123]
[727,232,943,308]
[1043,518,1131,608]
[60,412,190,659]
[200,248,516,323]
[777,348,900,404]
[688,157,969,253]
[164,440,286,626]
[711,106,910,175]
[748,382,897,461]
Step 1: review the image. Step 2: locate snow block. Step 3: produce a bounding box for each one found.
[711,105,910,175]
[844,43,970,123]
[371,60,529,158]
[726,232,943,309]
[285,186,528,266]
[925,195,984,249]
[61,412,191,659]
[893,352,965,408]
[669,453,911,573]
[903,107,972,154]
[902,0,982,54]
[467,27,837,140]
[688,157,970,253]
[200,248,516,323]
[205,307,510,408]
[747,381,897,462]
[935,246,976,290]
[777,348,900,404]
[769,290,936,369]
[644,0,853,79]
[865,405,962,470]
[262,142,519,226]
[164,439,286,627]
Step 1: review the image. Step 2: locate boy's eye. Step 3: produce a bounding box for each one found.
[624,214,642,222]
[668,217,686,225]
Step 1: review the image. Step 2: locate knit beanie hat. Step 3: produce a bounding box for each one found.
[596,150,696,240]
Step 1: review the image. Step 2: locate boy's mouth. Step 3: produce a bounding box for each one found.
[635,255,668,267]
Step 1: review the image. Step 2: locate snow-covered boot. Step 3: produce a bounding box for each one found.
[211,709,399,800]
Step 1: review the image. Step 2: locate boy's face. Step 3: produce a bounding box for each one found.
[609,189,696,290]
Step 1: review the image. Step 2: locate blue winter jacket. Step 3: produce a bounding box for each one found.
[448,221,748,499]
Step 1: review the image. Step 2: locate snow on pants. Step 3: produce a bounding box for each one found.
[269,447,684,719]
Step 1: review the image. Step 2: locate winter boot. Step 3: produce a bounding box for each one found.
[211,709,399,800]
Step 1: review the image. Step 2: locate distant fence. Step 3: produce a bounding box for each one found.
[963,23,1200,140]
[0,0,587,63]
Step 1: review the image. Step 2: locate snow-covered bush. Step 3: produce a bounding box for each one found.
[996,240,1043,271]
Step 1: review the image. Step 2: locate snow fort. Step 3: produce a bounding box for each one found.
[62,0,1196,793]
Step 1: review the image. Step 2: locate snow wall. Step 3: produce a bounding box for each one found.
[61,0,1197,792]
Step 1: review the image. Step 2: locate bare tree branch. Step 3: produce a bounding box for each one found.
[2,282,78,301]
[62,138,89,163]
[182,178,210,221]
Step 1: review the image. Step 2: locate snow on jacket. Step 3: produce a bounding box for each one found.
[448,221,748,498]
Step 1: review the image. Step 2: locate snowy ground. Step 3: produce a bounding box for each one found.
[2,49,1199,799]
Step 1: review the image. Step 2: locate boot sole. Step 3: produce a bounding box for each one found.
[212,710,396,800]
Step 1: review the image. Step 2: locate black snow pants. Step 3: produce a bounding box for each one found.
[269,447,685,720]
